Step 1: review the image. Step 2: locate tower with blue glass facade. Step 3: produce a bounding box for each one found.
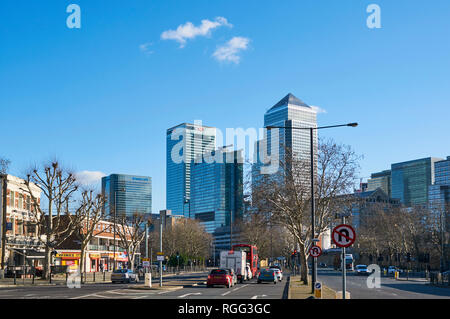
[102,174,152,218]
[190,148,244,234]
[429,156,450,211]
[391,157,443,207]
[166,123,216,217]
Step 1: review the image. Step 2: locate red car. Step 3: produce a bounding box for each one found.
[207,269,233,288]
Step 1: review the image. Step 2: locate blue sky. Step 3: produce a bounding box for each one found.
[1,0,449,213]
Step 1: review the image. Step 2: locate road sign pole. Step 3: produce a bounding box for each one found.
[159,218,163,287]
[342,216,346,300]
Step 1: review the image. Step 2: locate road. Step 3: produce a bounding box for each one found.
[0,271,289,299]
[316,268,450,299]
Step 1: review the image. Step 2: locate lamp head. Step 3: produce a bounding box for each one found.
[347,122,358,127]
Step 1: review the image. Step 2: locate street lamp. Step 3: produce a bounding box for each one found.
[267,122,358,293]
[113,187,126,271]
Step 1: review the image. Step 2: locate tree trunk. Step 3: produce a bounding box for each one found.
[299,244,308,284]
[80,248,86,284]
[43,246,51,280]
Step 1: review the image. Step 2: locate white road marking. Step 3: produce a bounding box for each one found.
[221,291,231,296]
[251,294,267,299]
[70,293,110,299]
[178,292,202,298]
[232,284,248,292]
[158,290,172,295]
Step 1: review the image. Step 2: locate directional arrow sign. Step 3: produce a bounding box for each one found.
[309,245,322,258]
[332,224,356,248]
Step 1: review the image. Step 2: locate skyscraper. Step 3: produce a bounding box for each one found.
[367,170,392,197]
[190,148,244,234]
[166,123,216,217]
[391,157,443,207]
[102,174,152,218]
[253,93,318,178]
[428,156,450,211]
[264,93,318,162]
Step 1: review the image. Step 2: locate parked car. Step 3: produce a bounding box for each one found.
[269,267,283,281]
[207,269,233,288]
[257,269,277,284]
[226,268,237,286]
[355,264,371,276]
[111,269,139,283]
[319,262,327,268]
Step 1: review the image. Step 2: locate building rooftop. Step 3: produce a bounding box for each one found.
[267,93,311,113]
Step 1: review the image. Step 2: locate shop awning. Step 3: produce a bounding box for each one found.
[24,250,46,259]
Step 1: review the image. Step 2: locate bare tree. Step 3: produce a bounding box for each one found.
[252,139,360,283]
[162,218,212,265]
[0,157,10,174]
[22,161,86,279]
[73,190,107,282]
[115,212,149,271]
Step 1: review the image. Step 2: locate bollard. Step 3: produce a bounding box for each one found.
[32,272,35,285]
[93,272,96,282]
[103,271,106,281]
[14,271,17,285]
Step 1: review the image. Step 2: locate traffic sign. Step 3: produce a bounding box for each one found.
[332,224,356,248]
[314,282,322,299]
[143,261,150,267]
[156,252,164,256]
[157,255,165,261]
[309,245,322,258]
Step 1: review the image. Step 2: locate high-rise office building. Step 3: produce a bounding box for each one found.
[190,148,244,234]
[428,156,450,211]
[391,157,443,207]
[264,93,317,161]
[102,174,152,218]
[166,123,216,217]
[253,93,317,181]
[367,170,392,197]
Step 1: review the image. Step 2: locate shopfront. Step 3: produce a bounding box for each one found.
[55,252,81,266]
[89,253,100,272]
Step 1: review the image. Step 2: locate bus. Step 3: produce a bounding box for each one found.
[232,244,259,277]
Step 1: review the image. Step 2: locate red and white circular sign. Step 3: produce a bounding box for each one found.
[332,224,356,248]
[309,245,322,258]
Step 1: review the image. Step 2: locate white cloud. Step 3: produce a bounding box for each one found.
[212,37,250,64]
[75,171,106,186]
[161,17,232,48]
[139,42,154,55]
[311,105,327,114]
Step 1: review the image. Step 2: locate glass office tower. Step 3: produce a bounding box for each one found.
[429,156,450,211]
[264,93,317,162]
[367,170,392,197]
[102,174,152,218]
[190,148,244,234]
[166,123,216,217]
[391,157,443,207]
[253,93,317,182]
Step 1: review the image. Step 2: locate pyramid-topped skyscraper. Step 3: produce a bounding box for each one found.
[265,93,317,162]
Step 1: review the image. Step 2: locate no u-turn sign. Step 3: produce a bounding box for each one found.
[332,224,356,248]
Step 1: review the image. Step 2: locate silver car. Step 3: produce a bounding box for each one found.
[111,269,139,284]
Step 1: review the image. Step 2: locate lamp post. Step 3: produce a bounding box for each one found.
[267,122,358,293]
[113,187,125,271]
